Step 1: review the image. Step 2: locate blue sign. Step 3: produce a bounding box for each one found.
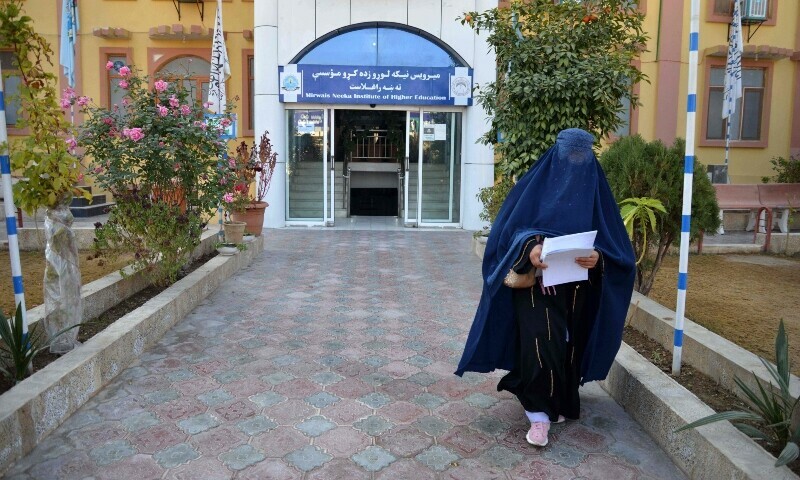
[204,113,237,140]
[279,64,473,106]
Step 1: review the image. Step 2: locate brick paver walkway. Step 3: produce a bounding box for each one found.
[6,230,686,479]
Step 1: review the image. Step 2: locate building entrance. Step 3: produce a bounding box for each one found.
[285,107,462,226]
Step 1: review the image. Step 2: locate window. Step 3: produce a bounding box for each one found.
[614,95,632,138]
[107,55,128,108]
[0,51,22,128]
[708,0,775,24]
[295,25,465,67]
[155,56,211,106]
[706,66,765,141]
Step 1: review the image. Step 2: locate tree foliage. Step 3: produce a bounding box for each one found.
[461,0,648,178]
[600,135,720,294]
[0,0,88,212]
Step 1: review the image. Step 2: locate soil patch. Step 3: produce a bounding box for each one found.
[0,252,216,396]
[647,253,800,374]
[0,251,131,317]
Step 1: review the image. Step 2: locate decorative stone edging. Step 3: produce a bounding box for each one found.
[602,343,797,479]
[0,235,263,475]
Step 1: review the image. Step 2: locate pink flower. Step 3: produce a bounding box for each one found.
[94,165,103,173]
[158,141,165,147]
[219,177,227,185]
[65,137,77,151]
[103,117,113,126]
[76,96,90,107]
[105,61,114,71]
[154,79,168,92]
[118,80,129,89]
[77,173,84,182]
[220,118,232,127]
[60,97,71,109]
[123,127,144,142]
[119,66,131,77]
[169,95,179,108]
[179,104,191,116]
[223,193,234,203]
[228,158,236,168]
[173,163,180,172]
[157,105,168,117]
[122,98,130,106]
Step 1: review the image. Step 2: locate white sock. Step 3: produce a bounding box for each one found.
[525,411,550,423]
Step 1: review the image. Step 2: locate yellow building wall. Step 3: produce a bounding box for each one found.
[636,0,799,184]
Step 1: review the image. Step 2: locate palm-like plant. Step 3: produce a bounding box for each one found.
[675,320,800,467]
[0,304,83,384]
[619,197,666,265]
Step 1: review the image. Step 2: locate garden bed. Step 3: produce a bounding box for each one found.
[0,234,263,476]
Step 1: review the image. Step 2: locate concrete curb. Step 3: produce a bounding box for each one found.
[601,344,796,479]
[0,235,263,475]
[471,236,798,479]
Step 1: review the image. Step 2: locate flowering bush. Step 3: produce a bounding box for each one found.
[66,65,233,285]
[222,131,278,216]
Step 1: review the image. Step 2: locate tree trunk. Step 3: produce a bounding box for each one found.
[43,202,82,354]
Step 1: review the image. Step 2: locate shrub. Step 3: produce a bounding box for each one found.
[762,155,800,184]
[477,176,515,225]
[600,135,720,294]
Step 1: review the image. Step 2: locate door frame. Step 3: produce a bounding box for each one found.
[284,103,465,228]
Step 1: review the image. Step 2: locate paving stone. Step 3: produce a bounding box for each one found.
[377,426,434,457]
[296,415,337,437]
[285,445,332,472]
[307,458,370,480]
[315,427,371,458]
[249,391,286,409]
[480,445,525,469]
[358,392,392,409]
[413,392,447,410]
[237,415,278,436]
[212,370,245,384]
[166,369,197,382]
[153,443,200,469]
[361,354,391,368]
[381,401,427,425]
[131,424,187,455]
[190,424,247,456]
[351,446,397,472]
[413,415,453,437]
[543,442,588,468]
[177,413,221,435]
[144,388,180,405]
[167,457,233,480]
[251,426,309,457]
[353,415,395,436]
[197,388,234,406]
[305,391,340,408]
[88,439,136,467]
[237,459,300,480]
[121,411,160,432]
[470,415,510,437]
[407,371,437,387]
[94,454,164,480]
[416,445,461,472]
[310,371,344,386]
[220,444,266,471]
[405,354,433,368]
[262,371,295,385]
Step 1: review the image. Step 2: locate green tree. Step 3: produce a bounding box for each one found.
[462,0,647,178]
[600,135,720,294]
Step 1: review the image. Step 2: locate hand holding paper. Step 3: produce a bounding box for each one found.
[540,231,597,287]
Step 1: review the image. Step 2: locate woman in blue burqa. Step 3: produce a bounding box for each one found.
[456,128,635,447]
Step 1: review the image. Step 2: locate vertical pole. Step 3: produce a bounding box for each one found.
[0,63,28,330]
[672,0,701,375]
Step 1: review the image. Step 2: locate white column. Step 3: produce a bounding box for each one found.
[255,0,285,228]
[461,0,496,231]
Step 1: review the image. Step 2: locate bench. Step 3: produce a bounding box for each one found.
[713,184,762,235]
[757,183,800,234]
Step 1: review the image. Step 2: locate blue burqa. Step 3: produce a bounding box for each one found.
[456,129,635,383]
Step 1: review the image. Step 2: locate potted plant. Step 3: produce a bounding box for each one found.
[227,131,278,236]
[75,66,233,286]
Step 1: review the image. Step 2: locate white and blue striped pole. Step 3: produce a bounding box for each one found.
[0,62,28,330]
[672,0,701,375]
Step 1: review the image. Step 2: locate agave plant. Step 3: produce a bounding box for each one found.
[619,197,667,265]
[0,304,83,384]
[675,320,800,467]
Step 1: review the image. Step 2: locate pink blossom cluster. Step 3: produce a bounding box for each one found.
[60,87,90,110]
[223,192,234,203]
[154,80,168,93]
[64,136,77,152]
[122,127,145,142]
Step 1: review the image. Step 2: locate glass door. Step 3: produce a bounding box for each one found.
[286,109,327,223]
[404,110,461,226]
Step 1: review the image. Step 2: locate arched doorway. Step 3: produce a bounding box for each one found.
[155,56,211,106]
[281,23,470,226]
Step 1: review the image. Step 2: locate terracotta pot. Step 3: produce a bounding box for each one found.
[223,221,247,244]
[230,201,267,236]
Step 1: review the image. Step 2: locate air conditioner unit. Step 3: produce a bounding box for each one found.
[741,0,768,23]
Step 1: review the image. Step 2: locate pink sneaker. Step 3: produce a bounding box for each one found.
[526,421,550,446]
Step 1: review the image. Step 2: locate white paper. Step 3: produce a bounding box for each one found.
[434,124,447,140]
[540,231,597,287]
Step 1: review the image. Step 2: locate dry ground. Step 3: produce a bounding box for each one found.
[648,253,800,374]
[0,251,128,317]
